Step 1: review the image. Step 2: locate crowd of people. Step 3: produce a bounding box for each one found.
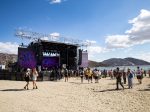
[23,66,150,90]
[60,66,149,90]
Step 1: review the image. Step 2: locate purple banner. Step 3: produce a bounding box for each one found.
[18,48,36,69]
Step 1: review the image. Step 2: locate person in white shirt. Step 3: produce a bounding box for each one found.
[32,68,38,89]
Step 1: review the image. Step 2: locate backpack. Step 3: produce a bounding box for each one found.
[129,73,133,78]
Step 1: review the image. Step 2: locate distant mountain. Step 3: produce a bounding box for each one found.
[102,58,133,66]
[125,57,150,65]
[0,53,17,65]
[101,57,150,66]
[88,60,108,67]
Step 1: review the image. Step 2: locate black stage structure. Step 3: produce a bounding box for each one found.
[15,30,90,71]
[16,40,84,81]
[26,40,81,70]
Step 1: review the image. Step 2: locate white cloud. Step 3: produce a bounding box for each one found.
[0,42,19,54]
[40,32,60,41]
[81,40,107,59]
[85,40,97,45]
[50,32,60,37]
[50,32,60,41]
[40,37,49,41]
[49,0,62,4]
[106,9,150,49]
[49,0,67,4]
[87,46,104,54]
[81,40,97,46]
[85,40,97,44]
[126,9,150,34]
[87,45,110,61]
[136,52,150,62]
[127,9,150,43]
[105,35,130,48]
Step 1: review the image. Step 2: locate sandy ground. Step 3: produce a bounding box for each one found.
[0,77,150,112]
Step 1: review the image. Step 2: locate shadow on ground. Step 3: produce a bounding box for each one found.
[69,82,89,85]
[138,89,150,91]
[93,88,123,92]
[147,84,150,88]
[0,89,25,92]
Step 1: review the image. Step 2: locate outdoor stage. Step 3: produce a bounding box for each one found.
[18,40,82,70]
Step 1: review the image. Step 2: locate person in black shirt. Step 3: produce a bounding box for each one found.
[24,68,30,90]
[115,67,124,90]
[122,70,127,84]
[79,67,84,83]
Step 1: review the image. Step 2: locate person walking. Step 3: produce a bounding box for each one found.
[87,68,93,83]
[93,69,99,83]
[84,68,88,80]
[136,67,142,84]
[127,69,133,89]
[115,67,124,90]
[79,67,84,83]
[109,70,113,79]
[24,68,30,90]
[32,68,38,89]
[63,68,68,82]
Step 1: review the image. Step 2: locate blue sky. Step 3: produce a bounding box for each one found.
[0,0,150,62]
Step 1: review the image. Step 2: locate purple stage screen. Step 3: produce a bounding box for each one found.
[42,57,59,68]
[80,52,88,68]
[18,48,36,69]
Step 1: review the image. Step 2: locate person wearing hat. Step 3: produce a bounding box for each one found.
[24,68,31,90]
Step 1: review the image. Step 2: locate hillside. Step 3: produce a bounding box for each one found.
[125,57,150,65]
[102,58,133,66]
[88,60,108,67]
[0,53,17,65]
[102,57,150,66]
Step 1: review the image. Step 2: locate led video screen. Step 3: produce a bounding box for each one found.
[42,57,59,68]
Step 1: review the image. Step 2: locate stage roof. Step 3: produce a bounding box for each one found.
[29,40,80,47]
